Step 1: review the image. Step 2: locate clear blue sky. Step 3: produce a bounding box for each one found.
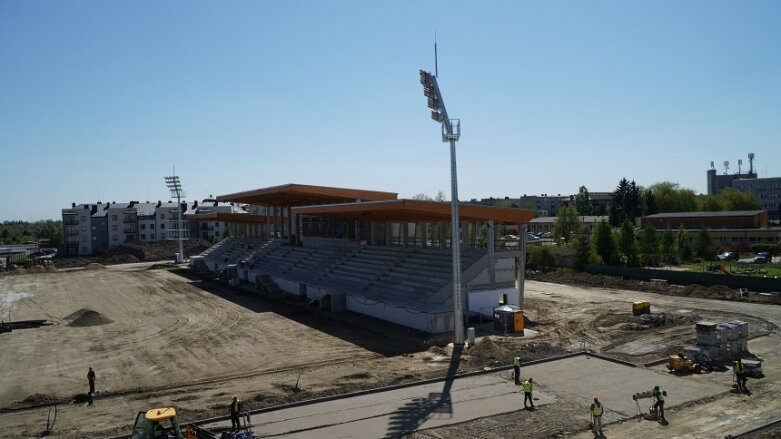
[1,1,779,221]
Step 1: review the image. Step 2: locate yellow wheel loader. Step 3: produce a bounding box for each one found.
[667,353,702,374]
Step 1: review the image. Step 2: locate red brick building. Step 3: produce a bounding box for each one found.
[640,210,769,230]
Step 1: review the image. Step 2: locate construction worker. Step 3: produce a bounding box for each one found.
[653,385,666,421]
[734,358,747,390]
[522,378,534,409]
[229,395,242,430]
[590,396,604,434]
[513,354,521,385]
[87,366,96,395]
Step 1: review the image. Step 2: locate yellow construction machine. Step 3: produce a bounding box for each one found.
[128,406,254,439]
[129,407,184,439]
[667,353,702,374]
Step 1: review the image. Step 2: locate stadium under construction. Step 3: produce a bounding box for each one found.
[190,183,534,334]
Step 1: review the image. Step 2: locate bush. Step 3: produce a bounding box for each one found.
[527,246,556,272]
[751,243,777,255]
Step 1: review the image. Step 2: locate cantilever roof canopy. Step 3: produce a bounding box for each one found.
[292,199,534,224]
[217,184,398,206]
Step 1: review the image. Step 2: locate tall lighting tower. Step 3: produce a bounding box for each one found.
[164,171,187,263]
[419,69,464,346]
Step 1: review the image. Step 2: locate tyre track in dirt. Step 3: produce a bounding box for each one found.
[96,270,379,390]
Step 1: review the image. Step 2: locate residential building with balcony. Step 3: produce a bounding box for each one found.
[62,199,247,256]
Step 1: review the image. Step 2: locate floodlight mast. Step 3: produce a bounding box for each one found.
[420,69,464,346]
[164,173,186,263]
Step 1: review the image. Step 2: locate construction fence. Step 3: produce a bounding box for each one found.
[584,264,780,293]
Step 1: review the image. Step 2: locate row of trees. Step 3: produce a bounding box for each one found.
[588,220,712,267]
[606,179,760,226]
[0,220,63,246]
[551,205,722,269]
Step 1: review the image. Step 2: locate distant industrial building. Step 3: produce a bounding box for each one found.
[706,152,780,222]
[732,177,781,222]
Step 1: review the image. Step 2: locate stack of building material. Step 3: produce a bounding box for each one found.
[695,322,721,363]
[686,320,749,365]
[717,322,738,360]
[729,320,749,354]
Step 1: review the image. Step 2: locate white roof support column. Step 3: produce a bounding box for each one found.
[487,219,496,288]
[385,221,392,246]
[287,206,293,240]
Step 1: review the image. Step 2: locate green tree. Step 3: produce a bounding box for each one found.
[618,219,638,265]
[609,178,629,226]
[677,226,693,262]
[411,193,433,200]
[696,226,712,258]
[649,182,697,212]
[553,205,580,245]
[642,189,658,216]
[719,188,760,210]
[609,178,642,226]
[527,246,556,272]
[697,195,723,211]
[593,219,616,264]
[574,186,592,216]
[661,227,676,264]
[573,230,593,272]
[496,199,515,208]
[639,225,659,266]
[1,229,8,241]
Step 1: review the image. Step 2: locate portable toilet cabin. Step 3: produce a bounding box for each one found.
[493,304,524,334]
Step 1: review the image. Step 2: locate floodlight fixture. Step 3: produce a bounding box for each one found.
[164,171,187,263]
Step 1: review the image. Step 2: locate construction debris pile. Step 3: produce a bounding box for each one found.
[684,320,748,365]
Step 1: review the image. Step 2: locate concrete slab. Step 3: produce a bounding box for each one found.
[202,355,725,438]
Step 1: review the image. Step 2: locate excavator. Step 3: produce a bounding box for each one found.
[129,407,254,439]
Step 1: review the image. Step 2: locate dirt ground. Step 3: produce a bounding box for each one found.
[0,265,779,438]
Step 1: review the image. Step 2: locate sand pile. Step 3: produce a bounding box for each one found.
[84,263,106,270]
[65,308,113,327]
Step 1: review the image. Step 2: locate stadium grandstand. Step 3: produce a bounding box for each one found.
[191,183,534,334]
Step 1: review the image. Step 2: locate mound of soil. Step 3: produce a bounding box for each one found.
[468,337,507,362]
[84,263,106,270]
[104,254,139,264]
[20,393,60,405]
[66,308,113,327]
[100,238,211,262]
[25,266,58,274]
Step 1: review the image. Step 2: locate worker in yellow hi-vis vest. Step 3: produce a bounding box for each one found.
[590,395,604,434]
[522,378,534,409]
